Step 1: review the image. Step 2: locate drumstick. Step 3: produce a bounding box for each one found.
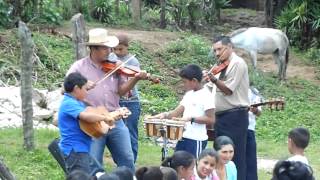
[95,55,136,85]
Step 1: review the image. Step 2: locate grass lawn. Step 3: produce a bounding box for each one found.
[0,128,319,179]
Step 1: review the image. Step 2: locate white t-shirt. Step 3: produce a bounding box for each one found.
[248,88,262,131]
[288,155,309,165]
[180,88,215,141]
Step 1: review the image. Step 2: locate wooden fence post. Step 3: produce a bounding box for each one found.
[0,158,15,180]
[71,13,87,60]
[18,21,34,151]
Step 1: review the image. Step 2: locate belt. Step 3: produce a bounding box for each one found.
[215,106,248,116]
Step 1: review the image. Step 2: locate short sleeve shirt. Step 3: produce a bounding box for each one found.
[180,88,215,141]
[67,56,126,111]
[214,53,250,112]
[58,93,91,155]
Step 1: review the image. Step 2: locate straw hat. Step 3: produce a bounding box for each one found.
[85,28,119,47]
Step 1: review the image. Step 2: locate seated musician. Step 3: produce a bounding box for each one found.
[58,72,126,177]
[151,64,215,158]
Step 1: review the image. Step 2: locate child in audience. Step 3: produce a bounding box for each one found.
[161,151,195,180]
[287,127,310,165]
[160,167,178,180]
[272,160,314,180]
[214,136,237,180]
[191,148,219,180]
[136,166,163,180]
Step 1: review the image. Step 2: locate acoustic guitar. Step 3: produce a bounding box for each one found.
[207,98,285,141]
[79,106,131,138]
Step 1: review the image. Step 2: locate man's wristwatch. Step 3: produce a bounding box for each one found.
[191,117,195,124]
[210,75,218,83]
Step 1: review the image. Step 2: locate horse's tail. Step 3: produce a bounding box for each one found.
[283,32,289,65]
[229,28,248,37]
[285,46,289,65]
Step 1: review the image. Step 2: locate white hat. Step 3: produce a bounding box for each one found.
[85,28,119,47]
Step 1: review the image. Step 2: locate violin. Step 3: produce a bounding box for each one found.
[101,61,160,84]
[208,60,230,75]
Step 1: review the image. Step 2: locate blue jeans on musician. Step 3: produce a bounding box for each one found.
[64,150,104,176]
[119,100,141,163]
[90,120,135,172]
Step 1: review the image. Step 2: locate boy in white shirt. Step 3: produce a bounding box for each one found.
[287,127,310,165]
[152,64,215,158]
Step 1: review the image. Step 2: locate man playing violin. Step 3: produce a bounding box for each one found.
[206,36,249,180]
[66,28,148,173]
[58,72,127,177]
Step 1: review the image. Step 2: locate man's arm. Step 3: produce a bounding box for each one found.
[209,75,232,95]
[118,71,148,96]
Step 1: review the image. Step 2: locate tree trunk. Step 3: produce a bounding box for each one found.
[131,0,141,25]
[18,21,34,151]
[72,0,82,14]
[115,0,120,16]
[55,0,60,8]
[71,13,87,60]
[160,0,166,28]
[88,0,96,19]
[264,0,273,27]
[0,158,15,180]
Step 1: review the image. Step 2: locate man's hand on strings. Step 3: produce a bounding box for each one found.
[134,70,149,80]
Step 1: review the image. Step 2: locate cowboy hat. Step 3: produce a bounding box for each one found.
[85,28,119,47]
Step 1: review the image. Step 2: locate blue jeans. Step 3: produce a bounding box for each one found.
[90,120,135,172]
[64,150,104,176]
[246,130,258,180]
[119,100,141,163]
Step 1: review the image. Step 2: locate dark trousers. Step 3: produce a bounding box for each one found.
[215,108,248,180]
[64,150,104,176]
[175,137,207,158]
[246,130,258,180]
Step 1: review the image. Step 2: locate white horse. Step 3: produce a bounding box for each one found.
[230,27,289,80]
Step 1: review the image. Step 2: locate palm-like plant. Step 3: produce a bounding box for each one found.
[275,0,320,48]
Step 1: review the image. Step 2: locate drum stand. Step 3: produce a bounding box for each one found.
[159,127,168,161]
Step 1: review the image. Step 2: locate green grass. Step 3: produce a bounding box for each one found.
[1,129,319,179]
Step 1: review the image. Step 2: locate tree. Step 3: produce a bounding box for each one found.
[18,21,34,151]
[160,0,166,28]
[132,0,141,24]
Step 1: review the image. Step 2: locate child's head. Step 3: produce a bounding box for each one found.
[214,136,235,165]
[135,166,163,180]
[64,72,88,100]
[179,64,203,91]
[114,33,129,57]
[272,160,314,180]
[161,151,195,180]
[160,167,178,180]
[112,166,134,180]
[196,149,219,178]
[288,127,310,154]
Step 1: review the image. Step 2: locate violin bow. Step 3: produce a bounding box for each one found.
[95,54,136,85]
